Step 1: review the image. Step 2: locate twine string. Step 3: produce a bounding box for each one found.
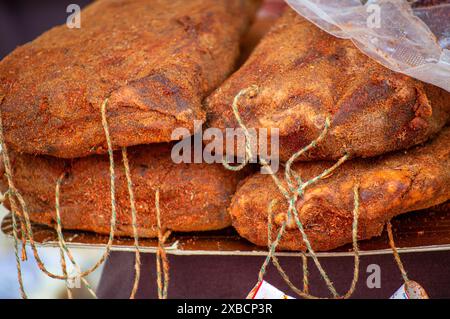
[121,147,141,299]
[11,206,27,299]
[262,183,360,299]
[226,87,363,299]
[0,96,166,299]
[231,85,259,166]
[256,215,287,285]
[285,155,350,298]
[0,83,411,300]
[54,173,97,298]
[56,249,72,299]
[226,87,339,297]
[301,253,309,294]
[155,189,170,299]
[387,221,410,286]
[19,215,27,261]
[266,200,317,299]
[284,118,331,192]
[0,98,117,283]
[0,98,65,279]
[342,185,360,299]
[54,192,73,300]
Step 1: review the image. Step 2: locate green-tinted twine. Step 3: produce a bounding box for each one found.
[0,85,411,300]
[0,97,118,284]
[225,87,363,299]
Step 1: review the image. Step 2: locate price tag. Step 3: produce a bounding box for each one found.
[390,281,429,299]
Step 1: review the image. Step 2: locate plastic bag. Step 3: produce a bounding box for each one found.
[285,0,450,92]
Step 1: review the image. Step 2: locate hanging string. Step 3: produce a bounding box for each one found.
[54,173,97,298]
[265,200,317,299]
[0,83,412,301]
[252,201,288,293]
[50,103,142,299]
[225,86,363,299]
[1,95,169,299]
[0,97,27,262]
[1,188,27,299]
[55,228,73,299]
[387,221,410,286]
[121,147,142,299]
[301,253,309,294]
[18,216,27,261]
[11,205,27,299]
[284,118,331,192]
[0,96,63,280]
[0,97,118,285]
[155,189,170,299]
[226,87,339,296]
[342,185,360,299]
[259,183,360,299]
[55,173,74,299]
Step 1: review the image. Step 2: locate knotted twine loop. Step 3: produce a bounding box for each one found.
[0,87,410,300]
[155,189,170,299]
[255,183,360,300]
[0,98,119,283]
[52,104,145,299]
[0,95,169,299]
[222,85,260,172]
[225,86,361,299]
[284,117,331,193]
[0,98,117,299]
[49,100,142,298]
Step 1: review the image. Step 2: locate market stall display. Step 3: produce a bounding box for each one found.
[0,0,449,299]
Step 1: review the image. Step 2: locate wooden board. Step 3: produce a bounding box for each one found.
[2,205,450,257]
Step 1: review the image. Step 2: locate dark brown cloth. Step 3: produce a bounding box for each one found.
[97,251,450,299]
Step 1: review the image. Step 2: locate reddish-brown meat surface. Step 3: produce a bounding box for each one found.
[0,144,245,237]
[230,127,450,251]
[0,0,260,158]
[206,9,450,162]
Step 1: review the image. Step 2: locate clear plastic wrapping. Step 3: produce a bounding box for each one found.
[286,0,450,91]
